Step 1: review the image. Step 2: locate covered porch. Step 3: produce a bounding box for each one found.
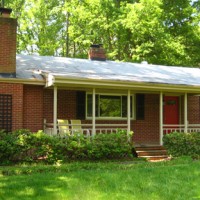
[43,86,133,137]
[43,78,200,145]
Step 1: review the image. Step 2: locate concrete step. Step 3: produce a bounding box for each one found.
[137,150,167,157]
[135,146,166,151]
[135,146,169,162]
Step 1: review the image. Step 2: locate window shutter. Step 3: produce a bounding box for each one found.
[122,96,127,117]
[76,91,86,119]
[136,94,145,120]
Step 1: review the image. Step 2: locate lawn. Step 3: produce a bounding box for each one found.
[0,158,200,200]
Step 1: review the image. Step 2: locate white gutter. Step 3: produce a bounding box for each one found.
[46,75,200,94]
[0,78,45,85]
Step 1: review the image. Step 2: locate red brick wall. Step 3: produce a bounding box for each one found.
[23,85,44,131]
[0,83,45,132]
[188,96,200,124]
[0,83,23,130]
[179,95,200,125]
[132,94,160,145]
[0,18,17,74]
[43,89,76,122]
[43,89,53,122]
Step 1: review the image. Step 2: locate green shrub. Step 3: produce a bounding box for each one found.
[0,130,60,164]
[163,132,200,158]
[87,130,133,159]
[0,131,16,165]
[0,129,134,165]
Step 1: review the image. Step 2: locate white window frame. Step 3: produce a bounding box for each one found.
[86,92,134,120]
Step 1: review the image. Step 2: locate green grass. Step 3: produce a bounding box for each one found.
[1,158,200,200]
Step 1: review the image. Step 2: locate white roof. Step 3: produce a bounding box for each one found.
[16,54,200,86]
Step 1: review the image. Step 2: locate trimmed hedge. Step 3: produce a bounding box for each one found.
[0,129,134,165]
[163,132,200,158]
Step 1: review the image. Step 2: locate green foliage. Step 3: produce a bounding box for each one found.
[88,129,133,159]
[0,129,133,165]
[163,132,200,158]
[5,0,200,66]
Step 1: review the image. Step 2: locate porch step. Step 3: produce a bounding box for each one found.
[135,146,169,162]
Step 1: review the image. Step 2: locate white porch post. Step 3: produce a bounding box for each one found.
[92,88,96,136]
[127,90,131,135]
[53,86,58,135]
[159,92,163,145]
[184,93,188,133]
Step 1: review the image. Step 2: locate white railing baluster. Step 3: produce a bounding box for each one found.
[163,124,200,134]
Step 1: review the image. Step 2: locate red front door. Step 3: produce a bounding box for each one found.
[164,96,179,133]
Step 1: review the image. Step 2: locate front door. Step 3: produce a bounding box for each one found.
[164,96,179,133]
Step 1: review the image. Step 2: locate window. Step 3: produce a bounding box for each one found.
[100,95,121,117]
[0,94,12,132]
[86,93,132,119]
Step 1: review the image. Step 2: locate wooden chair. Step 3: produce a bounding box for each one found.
[70,120,91,137]
[70,120,83,135]
[57,119,70,137]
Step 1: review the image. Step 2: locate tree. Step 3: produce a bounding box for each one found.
[161,0,200,66]
[5,0,200,66]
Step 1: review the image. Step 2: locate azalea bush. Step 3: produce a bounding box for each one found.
[163,132,200,158]
[0,129,134,165]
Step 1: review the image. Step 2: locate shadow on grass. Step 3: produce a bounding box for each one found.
[1,159,200,200]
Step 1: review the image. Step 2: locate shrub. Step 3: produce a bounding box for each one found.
[87,129,133,159]
[0,129,134,165]
[163,132,200,158]
[0,130,61,164]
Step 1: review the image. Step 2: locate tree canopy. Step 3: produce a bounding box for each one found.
[5,0,200,66]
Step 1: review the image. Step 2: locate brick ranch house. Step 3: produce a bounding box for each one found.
[1,7,200,146]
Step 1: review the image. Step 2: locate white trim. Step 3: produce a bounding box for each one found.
[86,117,132,120]
[184,93,188,133]
[86,92,134,119]
[53,86,57,135]
[51,75,200,93]
[0,78,45,85]
[159,92,163,145]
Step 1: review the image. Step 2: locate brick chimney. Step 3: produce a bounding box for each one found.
[88,44,106,61]
[0,8,17,77]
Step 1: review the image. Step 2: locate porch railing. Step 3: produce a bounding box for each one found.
[43,119,128,136]
[163,124,200,134]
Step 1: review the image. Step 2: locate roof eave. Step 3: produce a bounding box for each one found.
[47,75,200,94]
[0,77,45,85]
